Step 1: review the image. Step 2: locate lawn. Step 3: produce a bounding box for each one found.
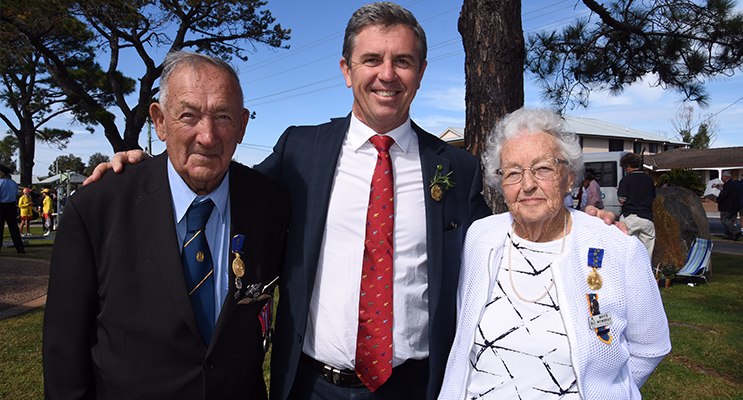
[2,236,742,399]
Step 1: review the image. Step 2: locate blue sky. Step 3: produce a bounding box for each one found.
[3,0,742,176]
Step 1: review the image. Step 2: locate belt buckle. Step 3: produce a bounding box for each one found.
[322,364,342,385]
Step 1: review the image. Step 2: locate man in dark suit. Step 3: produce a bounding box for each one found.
[715,170,740,240]
[254,3,491,399]
[43,51,290,399]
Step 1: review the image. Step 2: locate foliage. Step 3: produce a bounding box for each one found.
[0,136,19,173]
[1,0,291,152]
[49,154,85,175]
[0,0,122,186]
[84,152,110,176]
[670,105,720,149]
[526,0,743,111]
[657,264,678,280]
[657,167,705,196]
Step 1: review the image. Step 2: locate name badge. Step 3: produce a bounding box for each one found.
[588,312,613,330]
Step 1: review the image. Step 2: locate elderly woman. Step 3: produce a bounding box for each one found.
[439,108,670,399]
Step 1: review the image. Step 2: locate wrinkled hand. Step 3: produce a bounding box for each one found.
[82,150,150,186]
[584,205,629,235]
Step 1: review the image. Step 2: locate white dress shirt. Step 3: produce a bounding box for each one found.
[302,114,429,369]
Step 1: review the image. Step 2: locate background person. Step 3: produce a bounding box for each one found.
[18,187,33,236]
[714,170,740,241]
[618,153,656,258]
[581,172,603,210]
[41,188,54,235]
[439,107,671,400]
[43,51,290,399]
[0,170,25,253]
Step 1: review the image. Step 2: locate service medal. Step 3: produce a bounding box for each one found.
[232,254,245,277]
[587,268,603,290]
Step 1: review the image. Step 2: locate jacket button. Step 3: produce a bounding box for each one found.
[204,360,214,370]
[297,335,302,344]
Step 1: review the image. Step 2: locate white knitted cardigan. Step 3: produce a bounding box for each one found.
[438,209,671,400]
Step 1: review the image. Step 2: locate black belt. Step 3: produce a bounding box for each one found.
[301,353,366,388]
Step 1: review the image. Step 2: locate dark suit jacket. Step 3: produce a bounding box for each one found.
[255,115,491,400]
[717,178,739,212]
[43,153,290,399]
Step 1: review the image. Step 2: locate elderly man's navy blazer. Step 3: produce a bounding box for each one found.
[255,114,491,400]
[43,153,290,399]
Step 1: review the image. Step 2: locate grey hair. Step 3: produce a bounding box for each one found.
[158,51,243,108]
[482,107,583,193]
[722,170,732,178]
[342,2,427,69]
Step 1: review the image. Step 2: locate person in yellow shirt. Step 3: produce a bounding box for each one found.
[42,188,54,235]
[18,188,33,236]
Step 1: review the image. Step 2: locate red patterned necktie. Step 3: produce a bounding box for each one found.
[356,135,395,391]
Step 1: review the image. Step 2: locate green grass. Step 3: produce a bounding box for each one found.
[2,243,742,399]
[0,307,44,400]
[1,222,54,260]
[640,252,743,400]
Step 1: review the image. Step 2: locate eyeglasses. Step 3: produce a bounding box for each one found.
[496,158,566,185]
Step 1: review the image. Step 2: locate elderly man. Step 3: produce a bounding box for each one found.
[43,51,290,399]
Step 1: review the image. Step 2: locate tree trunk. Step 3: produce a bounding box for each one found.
[17,120,36,188]
[459,0,524,213]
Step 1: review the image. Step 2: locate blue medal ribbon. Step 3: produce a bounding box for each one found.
[586,293,612,344]
[231,234,245,254]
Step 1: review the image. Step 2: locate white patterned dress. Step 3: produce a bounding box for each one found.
[466,232,580,400]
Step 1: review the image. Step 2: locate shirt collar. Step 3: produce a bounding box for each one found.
[348,114,413,153]
[167,157,230,225]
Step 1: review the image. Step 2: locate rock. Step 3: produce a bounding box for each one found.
[651,187,710,271]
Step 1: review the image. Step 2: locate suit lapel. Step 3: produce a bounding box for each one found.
[134,155,205,342]
[300,116,350,297]
[415,124,449,323]
[211,164,254,346]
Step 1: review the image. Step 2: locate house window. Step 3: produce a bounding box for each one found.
[664,144,675,151]
[648,143,657,153]
[633,142,643,154]
[609,139,623,152]
[710,170,719,180]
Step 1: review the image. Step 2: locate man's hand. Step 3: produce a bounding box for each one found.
[83,150,150,186]
[584,205,629,235]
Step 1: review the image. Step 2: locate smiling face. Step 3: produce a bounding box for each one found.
[501,132,575,234]
[150,63,248,195]
[340,24,427,134]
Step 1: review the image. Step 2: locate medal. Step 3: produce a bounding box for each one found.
[587,269,603,290]
[232,255,245,277]
[586,248,604,290]
[231,235,246,290]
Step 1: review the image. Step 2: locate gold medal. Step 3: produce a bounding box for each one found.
[232,254,245,277]
[587,268,603,290]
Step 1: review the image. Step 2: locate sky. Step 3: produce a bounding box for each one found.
[3,0,742,177]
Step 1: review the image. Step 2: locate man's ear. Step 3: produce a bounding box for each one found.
[150,102,167,142]
[340,58,352,88]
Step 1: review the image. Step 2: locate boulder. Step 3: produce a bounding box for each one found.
[651,187,710,270]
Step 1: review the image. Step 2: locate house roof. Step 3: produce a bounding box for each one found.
[440,116,687,146]
[563,116,687,145]
[648,147,743,170]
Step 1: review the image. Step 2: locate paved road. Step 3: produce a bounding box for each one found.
[707,215,743,255]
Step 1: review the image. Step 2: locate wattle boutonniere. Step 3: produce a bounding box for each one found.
[429,164,455,201]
